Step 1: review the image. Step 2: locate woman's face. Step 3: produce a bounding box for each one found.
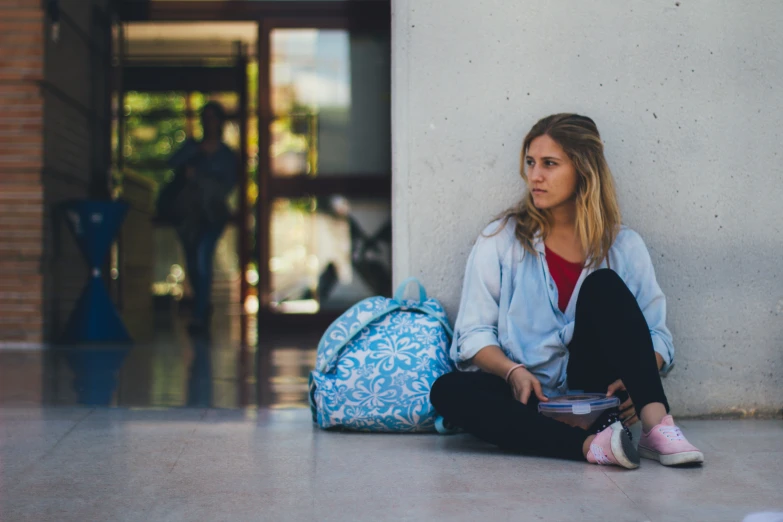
[525,134,579,212]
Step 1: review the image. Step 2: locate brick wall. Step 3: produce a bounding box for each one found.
[0,0,111,343]
[0,0,45,343]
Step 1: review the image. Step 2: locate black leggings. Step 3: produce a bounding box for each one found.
[430,269,669,461]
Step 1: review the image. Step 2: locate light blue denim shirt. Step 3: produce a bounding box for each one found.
[450,219,675,397]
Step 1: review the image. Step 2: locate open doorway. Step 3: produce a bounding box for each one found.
[114,22,258,345]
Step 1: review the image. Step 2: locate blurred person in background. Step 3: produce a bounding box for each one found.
[162,101,237,334]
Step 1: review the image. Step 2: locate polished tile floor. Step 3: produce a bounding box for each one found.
[0,309,781,521]
[0,408,780,522]
[0,307,318,410]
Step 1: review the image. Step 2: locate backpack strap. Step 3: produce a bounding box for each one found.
[407,303,454,340]
[434,415,461,434]
[308,372,319,422]
[394,277,454,339]
[393,277,428,303]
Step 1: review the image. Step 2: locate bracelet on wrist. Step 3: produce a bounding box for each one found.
[504,363,526,383]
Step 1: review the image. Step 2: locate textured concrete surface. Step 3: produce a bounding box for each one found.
[391,0,783,416]
[0,407,781,521]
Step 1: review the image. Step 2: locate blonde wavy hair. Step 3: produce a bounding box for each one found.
[499,113,622,268]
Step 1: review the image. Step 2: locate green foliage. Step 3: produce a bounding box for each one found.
[122,91,189,188]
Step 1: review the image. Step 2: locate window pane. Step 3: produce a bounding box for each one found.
[269,196,391,313]
[270,29,390,177]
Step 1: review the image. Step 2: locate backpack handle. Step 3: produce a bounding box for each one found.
[393,277,428,304]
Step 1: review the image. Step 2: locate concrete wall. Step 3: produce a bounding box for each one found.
[392,0,783,416]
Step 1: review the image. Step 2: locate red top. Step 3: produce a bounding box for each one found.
[545,246,584,313]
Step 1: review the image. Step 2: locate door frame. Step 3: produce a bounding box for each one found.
[117,48,251,343]
[119,1,390,25]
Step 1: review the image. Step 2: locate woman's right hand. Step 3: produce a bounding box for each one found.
[470,346,549,405]
[507,366,548,405]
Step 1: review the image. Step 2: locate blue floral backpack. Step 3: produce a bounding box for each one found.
[309,278,455,432]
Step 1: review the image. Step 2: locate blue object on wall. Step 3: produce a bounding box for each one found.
[60,200,133,344]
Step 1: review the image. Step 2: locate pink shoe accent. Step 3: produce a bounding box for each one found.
[638,415,704,466]
[586,421,639,469]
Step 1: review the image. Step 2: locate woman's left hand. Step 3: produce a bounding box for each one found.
[606,379,638,427]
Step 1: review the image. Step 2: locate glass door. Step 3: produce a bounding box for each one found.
[257,18,392,335]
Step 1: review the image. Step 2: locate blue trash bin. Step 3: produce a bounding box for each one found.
[60,200,133,344]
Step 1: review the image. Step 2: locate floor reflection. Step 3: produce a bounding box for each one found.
[0,307,318,410]
[186,335,212,407]
[61,346,131,406]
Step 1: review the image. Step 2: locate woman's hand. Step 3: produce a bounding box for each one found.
[470,346,548,405]
[508,367,549,405]
[606,379,638,426]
